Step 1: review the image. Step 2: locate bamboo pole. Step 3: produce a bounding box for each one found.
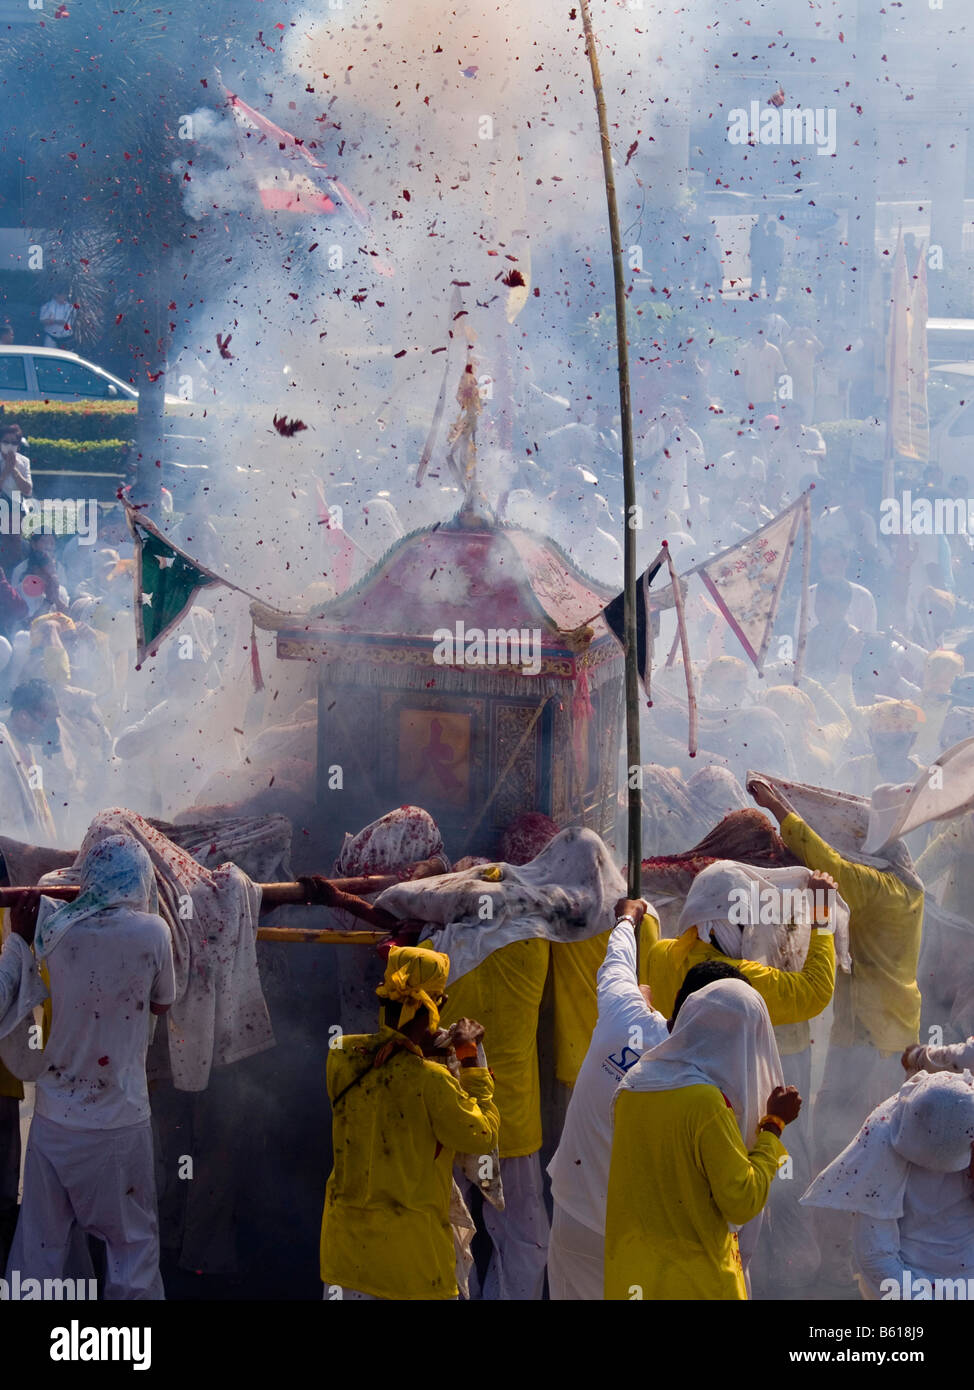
[0,874,401,908]
[578,0,641,897]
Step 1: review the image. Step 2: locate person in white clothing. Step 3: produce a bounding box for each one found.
[5,833,175,1300]
[801,1072,974,1300]
[546,896,746,1300]
[39,289,76,348]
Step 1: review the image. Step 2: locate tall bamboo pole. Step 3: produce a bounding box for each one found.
[578,0,641,897]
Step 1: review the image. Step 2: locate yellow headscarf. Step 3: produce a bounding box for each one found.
[376,945,450,1032]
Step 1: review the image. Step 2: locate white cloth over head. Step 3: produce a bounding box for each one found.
[801,1071,974,1220]
[617,977,785,1150]
[34,833,157,959]
[374,826,630,983]
[863,736,974,854]
[677,859,851,973]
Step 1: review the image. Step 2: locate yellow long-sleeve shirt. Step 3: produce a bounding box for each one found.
[320,1026,499,1300]
[551,916,659,1087]
[780,812,923,1052]
[605,1084,786,1300]
[642,926,835,1055]
[437,937,549,1158]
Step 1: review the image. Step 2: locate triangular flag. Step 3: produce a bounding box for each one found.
[124,502,257,668]
[696,497,804,672]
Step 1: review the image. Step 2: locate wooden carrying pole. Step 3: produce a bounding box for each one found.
[0,875,401,907]
[0,876,400,944]
[579,0,641,897]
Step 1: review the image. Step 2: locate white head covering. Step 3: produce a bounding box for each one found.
[336,805,446,878]
[34,832,158,959]
[802,1071,974,1220]
[618,977,784,1149]
[677,859,851,973]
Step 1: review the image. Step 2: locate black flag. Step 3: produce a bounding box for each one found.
[603,546,667,697]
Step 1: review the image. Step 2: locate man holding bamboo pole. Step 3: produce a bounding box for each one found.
[5,833,175,1299]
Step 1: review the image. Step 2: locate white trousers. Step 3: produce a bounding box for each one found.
[8,1114,164,1300]
[457,1152,550,1301]
[547,1202,604,1301]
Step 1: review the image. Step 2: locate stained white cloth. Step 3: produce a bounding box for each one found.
[333,806,447,1035]
[335,805,445,879]
[677,859,851,973]
[802,1071,974,1220]
[376,827,626,983]
[455,1153,549,1301]
[750,770,922,890]
[864,737,974,855]
[618,978,784,1154]
[8,1113,163,1300]
[548,923,666,1238]
[0,932,46,1040]
[35,809,274,1092]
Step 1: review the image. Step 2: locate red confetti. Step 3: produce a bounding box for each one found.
[272,415,307,437]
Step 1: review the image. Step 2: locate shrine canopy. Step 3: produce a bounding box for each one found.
[273,518,617,682]
[260,515,625,858]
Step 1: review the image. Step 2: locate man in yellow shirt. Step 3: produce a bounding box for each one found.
[749,776,924,1148]
[641,872,837,1028]
[320,946,499,1301]
[605,978,801,1299]
[440,935,551,1300]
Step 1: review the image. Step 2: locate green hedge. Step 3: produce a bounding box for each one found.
[26,437,127,474]
[9,399,198,442]
[11,401,136,441]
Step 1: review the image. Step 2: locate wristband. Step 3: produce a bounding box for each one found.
[454,1041,478,1061]
[759,1113,785,1136]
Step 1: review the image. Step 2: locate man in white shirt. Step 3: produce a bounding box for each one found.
[6,833,175,1299]
[546,897,745,1299]
[39,289,76,349]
